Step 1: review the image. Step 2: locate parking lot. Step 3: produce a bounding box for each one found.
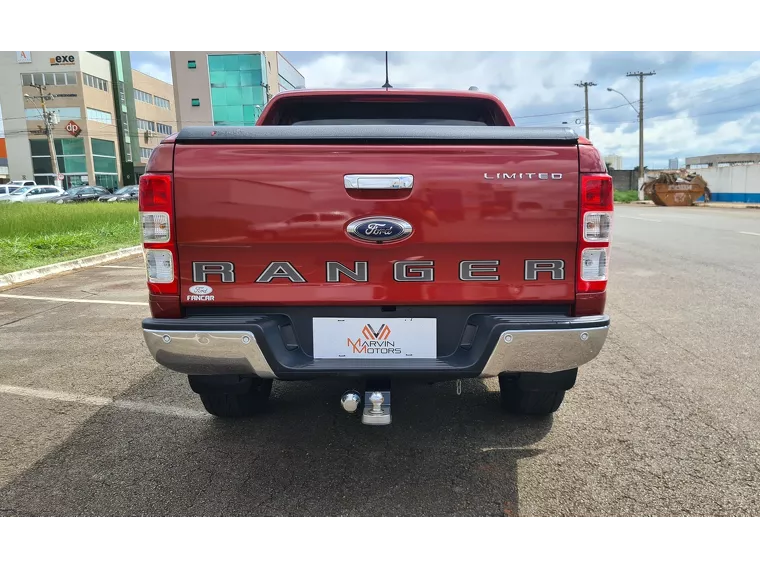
[1,204,759,516]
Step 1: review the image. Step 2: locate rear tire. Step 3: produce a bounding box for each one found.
[191,375,273,418]
[498,371,574,416]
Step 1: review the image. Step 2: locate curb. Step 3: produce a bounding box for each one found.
[618,201,760,209]
[697,203,760,210]
[0,246,142,289]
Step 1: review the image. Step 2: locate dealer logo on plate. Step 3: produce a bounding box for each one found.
[187,285,214,301]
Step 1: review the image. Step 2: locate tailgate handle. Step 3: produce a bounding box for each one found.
[344,174,413,190]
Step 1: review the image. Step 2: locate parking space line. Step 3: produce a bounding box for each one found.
[739,231,760,236]
[0,384,210,420]
[97,265,145,270]
[616,216,662,222]
[0,293,147,306]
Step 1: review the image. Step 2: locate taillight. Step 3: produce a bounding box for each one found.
[577,174,613,293]
[139,174,177,295]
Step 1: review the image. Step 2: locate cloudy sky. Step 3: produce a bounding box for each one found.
[7,51,760,170]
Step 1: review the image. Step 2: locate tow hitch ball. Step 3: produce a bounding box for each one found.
[340,391,362,413]
[340,389,391,426]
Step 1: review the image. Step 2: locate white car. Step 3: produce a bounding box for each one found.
[6,185,66,204]
[0,180,41,201]
[0,184,21,201]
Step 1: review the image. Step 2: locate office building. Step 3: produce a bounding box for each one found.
[89,52,176,180]
[0,51,176,189]
[170,51,304,129]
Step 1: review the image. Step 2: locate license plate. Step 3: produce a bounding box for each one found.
[312,318,437,359]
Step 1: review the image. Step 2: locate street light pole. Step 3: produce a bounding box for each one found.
[626,71,656,200]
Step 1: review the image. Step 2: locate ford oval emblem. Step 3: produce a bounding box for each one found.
[189,285,213,295]
[346,216,413,243]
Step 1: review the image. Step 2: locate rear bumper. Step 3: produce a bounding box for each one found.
[142,312,609,380]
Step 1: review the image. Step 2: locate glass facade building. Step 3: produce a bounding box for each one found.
[209,54,268,126]
[277,53,306,92]
[89,51,142,186]
[171,51,304,131]
[30,137,119,189]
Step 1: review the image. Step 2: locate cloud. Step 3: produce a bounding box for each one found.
[129,51,760,168]
[4,52,756,170]
[130,51,172,83]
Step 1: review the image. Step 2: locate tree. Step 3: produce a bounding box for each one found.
[632,165,649,175]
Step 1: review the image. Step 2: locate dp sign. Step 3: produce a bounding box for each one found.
[66,120,81,137]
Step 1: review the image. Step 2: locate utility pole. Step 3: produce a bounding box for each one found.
[27,85,61,186]
[575,81,597,139]
[627,71,656,200]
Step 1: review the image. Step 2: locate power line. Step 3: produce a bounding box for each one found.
[512,101,638,120]
[514,71,760,124]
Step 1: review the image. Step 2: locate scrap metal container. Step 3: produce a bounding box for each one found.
[642,171,709,206]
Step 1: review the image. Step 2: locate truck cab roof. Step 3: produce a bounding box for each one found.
[257,88,515,126]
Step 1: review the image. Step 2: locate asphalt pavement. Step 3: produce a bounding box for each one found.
[1,204,759,516]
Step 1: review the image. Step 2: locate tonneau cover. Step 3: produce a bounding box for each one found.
[174,125,580,145]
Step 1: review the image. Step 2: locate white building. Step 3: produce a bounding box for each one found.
[603,154,623,170]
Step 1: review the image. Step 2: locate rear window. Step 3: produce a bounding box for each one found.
[261,96,510,126]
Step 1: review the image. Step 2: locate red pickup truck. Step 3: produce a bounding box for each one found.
[139,88,612,425]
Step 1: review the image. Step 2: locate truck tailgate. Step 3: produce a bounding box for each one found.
[173,141,579,306]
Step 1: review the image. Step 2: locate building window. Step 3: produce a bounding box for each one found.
[208,54,265,127]
[156,123,172,136]
[95,174,118,189]
[30,138,87,181]
[134,89,154,105]
[155,96,171,110]
[86,108,113,125]
[91,139,118,189]
[136,118,155,131]
[191,98,200,107]
[125,141,132,162]
[83,73,108,92]
[22,72,77,86]
[25,107,82,121]
[188,60,197,69]
[140,147,154,159]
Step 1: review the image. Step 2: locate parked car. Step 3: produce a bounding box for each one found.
[55,186,112,203]
[0,184,23,201]
[6,185,65,204]
[9,180,37,188]
[98,185,138,202]
[139,88,613,423]
[0,180,37,201]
